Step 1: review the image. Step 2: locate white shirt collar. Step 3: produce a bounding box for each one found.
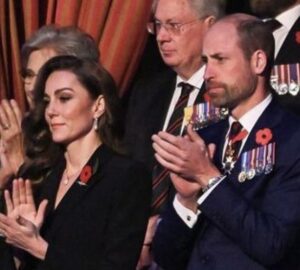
[229,94,272,134]
[275,4,300,30]
[176,66,205,90]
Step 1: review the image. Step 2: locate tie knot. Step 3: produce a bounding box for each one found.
[178,82,194,96]
[229,121,243,140]
[264,18,282,32]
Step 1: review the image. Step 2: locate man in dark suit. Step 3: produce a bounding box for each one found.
[125,0,225,268]
[250,0,300,115]
[152,13,300,269]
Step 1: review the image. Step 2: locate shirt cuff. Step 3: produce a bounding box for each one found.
[173,194,200,228]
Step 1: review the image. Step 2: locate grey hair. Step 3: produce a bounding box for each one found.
[21,25,99,69]
[151,0,226,19]
[188,0,226,19]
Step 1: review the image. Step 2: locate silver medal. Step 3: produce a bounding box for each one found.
[289,81,300,96]
[247,168,256,180]
[278,83,288,95]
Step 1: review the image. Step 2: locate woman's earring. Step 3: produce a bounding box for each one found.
[93,117,99,131]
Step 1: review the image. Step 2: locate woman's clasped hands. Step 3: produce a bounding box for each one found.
[0,179,48,259]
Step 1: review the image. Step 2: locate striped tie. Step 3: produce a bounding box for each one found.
[151,82,193,214]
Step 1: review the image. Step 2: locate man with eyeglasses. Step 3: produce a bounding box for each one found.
[124,0,225,269]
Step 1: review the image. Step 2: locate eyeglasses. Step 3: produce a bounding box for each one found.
[147,18,201,35]
[20,68,38,80]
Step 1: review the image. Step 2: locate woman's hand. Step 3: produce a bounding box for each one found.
[5,179,48,229]
[0,142,14,189]
[0,179,48,259]
[0,213,48,259]
[0,99,25,175]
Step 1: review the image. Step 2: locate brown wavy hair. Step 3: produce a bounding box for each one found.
[20,55,124,179]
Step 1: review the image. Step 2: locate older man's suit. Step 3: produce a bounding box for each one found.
[124,67,206,172]
[273,16,300,115]
[153,98,300,270]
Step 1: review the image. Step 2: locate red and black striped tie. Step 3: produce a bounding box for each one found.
[151,82,194,214]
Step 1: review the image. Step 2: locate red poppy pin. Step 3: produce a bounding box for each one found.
[295,31,300,44]
[256,128,273,146]
[78,165,92,185]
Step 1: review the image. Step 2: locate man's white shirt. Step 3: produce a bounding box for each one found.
[273,4,300,57]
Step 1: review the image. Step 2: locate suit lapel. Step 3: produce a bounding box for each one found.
[40,145,113,239]
[156,70,177,131]
[242,99,281,152]
[276,16,300,64]
[195,83,206,104]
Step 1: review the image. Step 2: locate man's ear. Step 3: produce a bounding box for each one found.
[203,15,216,28]
[251,50,267,75]
[93,95,105,119]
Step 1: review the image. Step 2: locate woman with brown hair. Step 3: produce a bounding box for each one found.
[0,55,151,270]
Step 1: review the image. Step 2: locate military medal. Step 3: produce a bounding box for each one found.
[184,102,228,131]
[238,171,247,182]
[289,81,300,96]
[288,64,300,96]
[265,143,275,174]
[271,64,300,96]
[246,149,255,180]
[255,146,266,175]
[278,83,288,95]
[238,153,247,182]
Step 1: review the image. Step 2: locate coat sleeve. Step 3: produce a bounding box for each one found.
[152,205,202,270]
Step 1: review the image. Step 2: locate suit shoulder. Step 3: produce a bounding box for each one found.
[130,68,176,95]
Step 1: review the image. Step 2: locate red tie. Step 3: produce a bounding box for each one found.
[223,121,247,173]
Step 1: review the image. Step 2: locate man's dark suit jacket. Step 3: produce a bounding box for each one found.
[275,16,300,65]
[273,16,300,115]
[124,68,205,173]
[1,145,151,270]
[153,98,300,270]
